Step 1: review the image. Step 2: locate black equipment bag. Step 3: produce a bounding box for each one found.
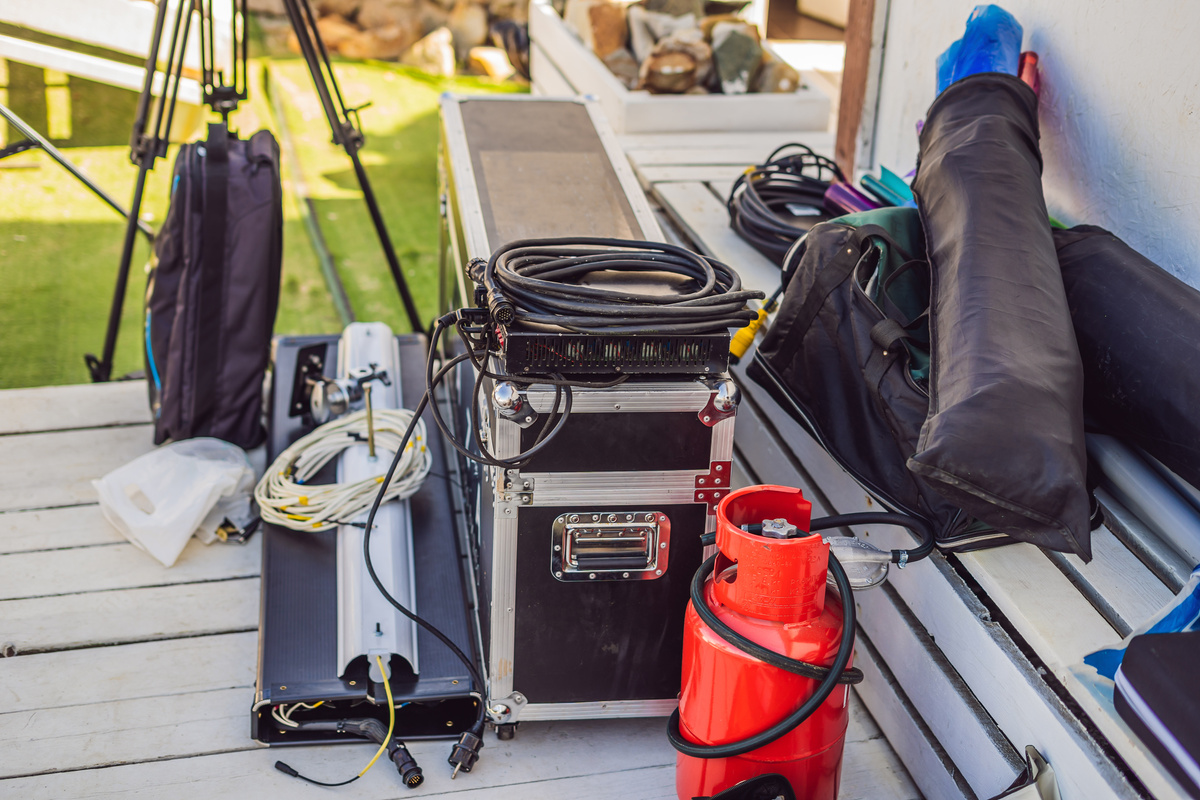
[909,72,1090,560]
[747,208,1013,551]
[1054,225,1200,490]
[145,123,282,450]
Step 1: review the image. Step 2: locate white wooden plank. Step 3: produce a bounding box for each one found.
[636,164,751,186]
[628,146,799,167]
[0,381,149,435]
[529,42,577,98]
[0,35,203,105]
[2,577,259,655]
[0,425,155,513]
[1046,526,1175,636]
[652,181,782,295]
[0,631,258,713]
[958,546,1119,670]
[852,635,973,800]
[619,131,832,153]
[857,582,1022,797]
[0,687,254,779]
[0,717,675,799]
[0,504,119,555]
[840,693,921,800]
[0,535,260,601]
[0,0,230,67]
[957,547,1191,800]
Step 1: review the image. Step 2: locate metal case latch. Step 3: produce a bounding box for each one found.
[551,512,671,582]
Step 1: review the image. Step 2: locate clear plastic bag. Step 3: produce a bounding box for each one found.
[92,438,254,567]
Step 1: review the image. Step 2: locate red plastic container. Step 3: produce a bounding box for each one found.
[675,485,850,799]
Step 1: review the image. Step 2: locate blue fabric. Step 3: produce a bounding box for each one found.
[936,5,1023,95]
[1085,566,1200,679]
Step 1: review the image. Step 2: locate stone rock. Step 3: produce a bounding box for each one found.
[313,14,362,52]
[711,20,762,94]
[626,5,696,62]
[316,0,364,18]
[403,26,457,75]
[645,0,704,19]
[467,46,516,78]
[643,28,712,90]
[357,0,417,29]
[417,0,451,33]
[752,51,800,93]
[699,13,755,41]
[639,50,697,93]
[339,21,420,59]
[587,2,628,58]
[602,47,639,89]
[247,0,287,16]
[447,0,489,62]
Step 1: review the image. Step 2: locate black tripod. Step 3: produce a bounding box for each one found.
[86,0,424,383]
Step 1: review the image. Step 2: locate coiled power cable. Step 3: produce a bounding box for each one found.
[727,143,846,265]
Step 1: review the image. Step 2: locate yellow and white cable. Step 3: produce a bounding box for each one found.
[255,408,431,532]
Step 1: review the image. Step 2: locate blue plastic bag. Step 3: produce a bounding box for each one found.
[1084,566,1200,680]
[936,5,1023,94]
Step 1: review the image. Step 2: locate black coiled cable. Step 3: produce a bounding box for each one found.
[481,237,764,334]
[727,143,846,265]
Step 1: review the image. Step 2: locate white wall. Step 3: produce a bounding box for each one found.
[867,0,1200,287]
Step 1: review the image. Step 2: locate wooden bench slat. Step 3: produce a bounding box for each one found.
[0,381,150,436]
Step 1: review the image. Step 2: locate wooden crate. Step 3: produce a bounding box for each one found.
[529,0,832,134]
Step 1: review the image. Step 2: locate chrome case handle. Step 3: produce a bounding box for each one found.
[551,511,671,582]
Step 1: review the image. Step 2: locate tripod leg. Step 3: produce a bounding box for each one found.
[347,144,425,333]
[87,159,153,383]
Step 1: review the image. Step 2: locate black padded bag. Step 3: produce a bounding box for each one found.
[910,72,1090,559]
[748,210,1013,551]
[145,123,282,450]
[1055,225,1200,489]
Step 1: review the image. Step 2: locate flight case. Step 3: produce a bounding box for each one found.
[438,95,742,722]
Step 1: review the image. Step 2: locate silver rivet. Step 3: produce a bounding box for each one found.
[703,415,711,422]
[592,515,599,521]
[607,514,617,522]
[655,569,663,575]
[626,514,633,521]
[698,478,706,485]
[715,465,723,471]
[660,542,667,549]
[697,493,705,499]
[614,404,621,410]
[644,513,654,522]
[622,572,630,578]
[555,571,563,578]
[589,573,597,579]
[554,544,561,551]
[570,514,579,523]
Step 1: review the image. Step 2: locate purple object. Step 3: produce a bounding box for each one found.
[824,182,880,215]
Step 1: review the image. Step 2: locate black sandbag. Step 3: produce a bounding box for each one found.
[910,72,1091,559]
[1054,226,1200,489]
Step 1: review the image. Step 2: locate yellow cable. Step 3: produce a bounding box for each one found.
[356,655,397,778]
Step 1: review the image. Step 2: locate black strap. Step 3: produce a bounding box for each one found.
[864,323,905,424]
[193,122,229,430]
[773,224,893,367]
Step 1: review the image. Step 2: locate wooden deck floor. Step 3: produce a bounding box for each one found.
[0,380,919,798]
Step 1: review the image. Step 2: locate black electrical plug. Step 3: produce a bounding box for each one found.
[389,741,424,787]
[485,286,515,326]
[447,722,485,779]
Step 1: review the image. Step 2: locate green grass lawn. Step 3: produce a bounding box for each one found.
[0,55,523,389]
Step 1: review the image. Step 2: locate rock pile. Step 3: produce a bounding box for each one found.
[561,0,799,94]
[248,0,529,79]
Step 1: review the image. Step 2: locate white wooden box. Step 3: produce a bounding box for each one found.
[528,0,832,134]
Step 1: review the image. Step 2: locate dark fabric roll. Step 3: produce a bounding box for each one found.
[1054,226,1200,489]
[909,72,1091,559]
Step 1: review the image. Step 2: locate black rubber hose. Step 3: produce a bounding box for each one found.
[808,511,935,564]
[666,550,857,759]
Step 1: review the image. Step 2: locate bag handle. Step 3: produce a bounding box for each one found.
[772,224,894,367]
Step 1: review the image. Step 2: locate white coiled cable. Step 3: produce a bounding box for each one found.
[255,408,431,532]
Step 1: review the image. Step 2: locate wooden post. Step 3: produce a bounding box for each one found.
[835,0,876,177]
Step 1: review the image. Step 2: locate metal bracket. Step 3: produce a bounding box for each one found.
[697,379,740,427]
[498,471,534,506]
[489,691,528,724]
[694,461,732,513]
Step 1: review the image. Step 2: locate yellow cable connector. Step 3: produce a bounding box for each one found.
[730,307,769,364]
[298,496,308,506]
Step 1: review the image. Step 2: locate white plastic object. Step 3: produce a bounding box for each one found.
[93,438,254,567]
